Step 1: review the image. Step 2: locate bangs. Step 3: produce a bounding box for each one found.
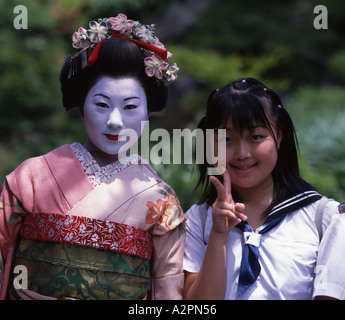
[208,87,274,135]
[94,37,144,78]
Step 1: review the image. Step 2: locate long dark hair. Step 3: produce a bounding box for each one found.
[60,37,168,113]
[195,77,315,207]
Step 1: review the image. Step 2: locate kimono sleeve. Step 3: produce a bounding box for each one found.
[313,201,345,300]
[0,179,26,299]
[147,192,186,300]
[151,224,186,299]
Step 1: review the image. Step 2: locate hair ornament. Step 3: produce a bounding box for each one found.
[69,13,179,86]
[263,87,267,91]
[242,79,246,83]
[278,104,283,109]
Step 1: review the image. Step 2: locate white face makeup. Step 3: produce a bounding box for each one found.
[83,76,148,166]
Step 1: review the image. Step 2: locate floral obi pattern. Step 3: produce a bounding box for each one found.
[20,212,152,260]
[14,213,153,300]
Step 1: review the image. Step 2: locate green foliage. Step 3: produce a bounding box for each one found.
[286,87,345,201]
[0,0,66,138]
[329,50,345,82]
[171,45,290,91]
[180,0,345,87]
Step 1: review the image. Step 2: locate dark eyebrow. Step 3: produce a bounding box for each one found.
[124,96,140,101]
[93,94,140,101]
[93,93,110,99]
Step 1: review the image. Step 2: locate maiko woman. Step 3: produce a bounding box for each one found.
[0,13,185,300]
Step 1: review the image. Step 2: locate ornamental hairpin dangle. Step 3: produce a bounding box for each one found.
[69,13,179,87]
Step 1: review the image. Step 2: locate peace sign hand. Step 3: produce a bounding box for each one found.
[209,168,247,234]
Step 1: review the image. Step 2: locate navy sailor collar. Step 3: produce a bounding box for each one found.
[237,181,322,233]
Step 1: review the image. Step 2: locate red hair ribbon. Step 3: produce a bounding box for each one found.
[87,33,168,68]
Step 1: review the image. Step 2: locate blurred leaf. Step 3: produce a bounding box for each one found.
[287,87,345,201]
[329,50,345,82]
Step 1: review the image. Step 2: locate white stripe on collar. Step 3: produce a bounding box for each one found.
[269,191,321,217]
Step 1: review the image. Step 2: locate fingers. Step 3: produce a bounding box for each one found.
[235,202,245,212]
[209,175,226,202]
[209,168,232,203]
[234,203,247,222]
[213,201,247,223]
[222,168,232,202]
[210,168,247,232]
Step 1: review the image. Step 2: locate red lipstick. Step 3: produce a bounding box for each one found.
[105,134,119,141]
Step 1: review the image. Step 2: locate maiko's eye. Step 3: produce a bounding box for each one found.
[96,102,109,108]
[124,104,137,110]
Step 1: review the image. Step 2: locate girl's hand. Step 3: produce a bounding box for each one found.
[209,168,247,234]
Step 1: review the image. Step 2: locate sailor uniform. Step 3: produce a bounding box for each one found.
[183,186,345,300]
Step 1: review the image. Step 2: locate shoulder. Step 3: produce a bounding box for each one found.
[140,160,181,201]
[6,153,45,186]
[140,162,186,235]
[8,145,72,173]
[185,203,203,219]
[320,197,344,233]
[5,144,71,190]
[185,202,210,231]
[313,196,341,233]
[296,196,342,240]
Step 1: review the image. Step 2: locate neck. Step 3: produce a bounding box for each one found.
[83,138,118,167]
[233,175,275,229]
[235,175,274,203]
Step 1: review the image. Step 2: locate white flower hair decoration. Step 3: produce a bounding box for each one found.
[69,13,179,87]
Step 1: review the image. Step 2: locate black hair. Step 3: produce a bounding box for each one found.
[59,37,168,113]
[195,77,315,208]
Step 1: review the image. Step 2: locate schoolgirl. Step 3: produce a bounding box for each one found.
[183,77,345,300]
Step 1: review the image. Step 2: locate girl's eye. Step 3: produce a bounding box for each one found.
[124,104,137,110]
[252,134,264,141]
[96,102,109,108]
[218,136,232,144]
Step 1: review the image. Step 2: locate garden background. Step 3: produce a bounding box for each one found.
[1,0,345,211]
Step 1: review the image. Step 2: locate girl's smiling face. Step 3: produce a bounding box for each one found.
[215,117,282,195]
[82,76,148,166]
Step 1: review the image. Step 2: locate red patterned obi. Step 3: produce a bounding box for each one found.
[20,212,152,260]
[12,213,153,299]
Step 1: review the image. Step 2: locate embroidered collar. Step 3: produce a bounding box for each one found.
[70,142,141,186]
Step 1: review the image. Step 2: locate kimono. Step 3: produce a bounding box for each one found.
[0,143,186,300]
